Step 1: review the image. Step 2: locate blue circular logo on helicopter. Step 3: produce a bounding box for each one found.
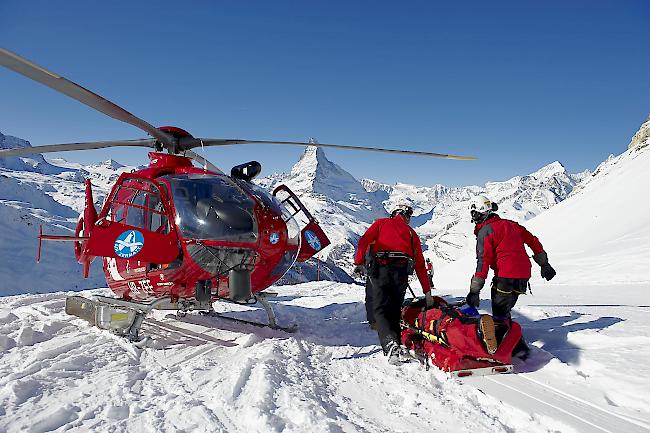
[304,229,321,251]
[269,232,280,245]
[113,230,144,259]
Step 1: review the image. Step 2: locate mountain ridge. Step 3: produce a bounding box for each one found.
[0,130,598,291]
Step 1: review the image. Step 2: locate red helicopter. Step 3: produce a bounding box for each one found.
[0,48,475,344]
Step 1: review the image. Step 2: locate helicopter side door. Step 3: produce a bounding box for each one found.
[272,184,331,262]
[84,175,180,264]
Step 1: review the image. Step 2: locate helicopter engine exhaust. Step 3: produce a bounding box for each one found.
[229,267,252,302]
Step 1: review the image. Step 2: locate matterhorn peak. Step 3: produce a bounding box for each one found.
[290,145,330,177]
[288,144,366,198]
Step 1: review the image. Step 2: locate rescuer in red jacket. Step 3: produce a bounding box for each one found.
[466,195,556,357]
[355,204,432,365]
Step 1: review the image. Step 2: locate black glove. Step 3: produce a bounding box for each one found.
[470,276,485,293]
[466,292,480,308]
[466,276,484,308]
[541,263,556,281]
[533,251,556,281]
[353,264,366,278]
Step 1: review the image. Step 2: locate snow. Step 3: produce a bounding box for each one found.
[361,159,585,274]
[0,130,584,291]
[0,133,134,294]
[260,146,583,281]
[2,129,650,432]
[2,278,649,432]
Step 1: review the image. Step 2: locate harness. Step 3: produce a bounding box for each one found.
[369,218,416,274]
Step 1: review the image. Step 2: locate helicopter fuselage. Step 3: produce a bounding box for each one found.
[82,152,315,303]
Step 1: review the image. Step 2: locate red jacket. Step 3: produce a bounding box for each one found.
[355,215,431,293]
[474,215,544,280]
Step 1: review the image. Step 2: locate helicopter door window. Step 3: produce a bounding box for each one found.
[108,178,171,234]
[148,195,169,234]
[125,190,146,228]
[107,185,131,224]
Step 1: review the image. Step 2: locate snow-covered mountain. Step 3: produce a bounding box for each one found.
[257,146,387,283]
[0,133,133,295]
[258,146,589,284]
[1,134,649,432]
[437,126,650,289]
[360,161,588,277]
[2,126,650,433]
[0,129,591,292]
[0,132,68,175]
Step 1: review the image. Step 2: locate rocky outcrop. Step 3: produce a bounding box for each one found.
[628,115,650,150]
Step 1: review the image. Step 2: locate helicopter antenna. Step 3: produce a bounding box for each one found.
[199,139,207,171]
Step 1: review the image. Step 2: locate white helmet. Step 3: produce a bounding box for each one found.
[391,203,414,218]
[469,195,497,223]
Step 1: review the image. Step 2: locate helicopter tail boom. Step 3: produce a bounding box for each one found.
[36,225,88,262]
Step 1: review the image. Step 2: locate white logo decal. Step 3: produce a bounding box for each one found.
[114,230,144,259]
[304,229,321,251]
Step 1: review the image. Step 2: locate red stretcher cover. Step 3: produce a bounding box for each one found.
[400,297,522,372]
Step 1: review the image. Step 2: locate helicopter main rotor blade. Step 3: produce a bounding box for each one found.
[0,139,156,157]
[0,48,175,148]
[180,138,476,160]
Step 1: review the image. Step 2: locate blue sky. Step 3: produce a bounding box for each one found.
[1,1,648,187]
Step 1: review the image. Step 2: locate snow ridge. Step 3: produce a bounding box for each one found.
[361,160,586,272]
[257,146,387,281]
[0,130,591,290]
[0,132,133,294]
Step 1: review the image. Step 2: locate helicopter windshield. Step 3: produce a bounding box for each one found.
[161,174,257,242]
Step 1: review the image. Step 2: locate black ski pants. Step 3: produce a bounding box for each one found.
[369,262,409,354]
[491,277,528,320]
[364,277,375,324]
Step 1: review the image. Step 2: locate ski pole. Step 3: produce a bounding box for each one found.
[407,284,417,298]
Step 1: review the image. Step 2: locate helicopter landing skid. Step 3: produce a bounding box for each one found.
[65,295,175,347]
[200,292,297,333]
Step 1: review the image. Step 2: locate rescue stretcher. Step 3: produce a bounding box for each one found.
[400,296,522,377]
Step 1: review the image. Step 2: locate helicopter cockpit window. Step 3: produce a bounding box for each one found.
[107,178,170,234]
[160,174,257,242]
[126,190,146,228]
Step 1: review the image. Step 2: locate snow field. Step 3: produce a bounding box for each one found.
[1,282,592,433]
[431,142,650,432]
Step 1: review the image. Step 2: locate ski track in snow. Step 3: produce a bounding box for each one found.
[2,282,649,433]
